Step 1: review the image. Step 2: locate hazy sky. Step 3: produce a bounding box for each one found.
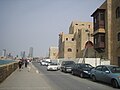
[0,0,105,57]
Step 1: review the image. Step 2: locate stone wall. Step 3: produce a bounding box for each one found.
[0,62,18,83]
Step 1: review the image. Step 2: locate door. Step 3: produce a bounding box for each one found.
[94,66,103,81]
[101,66,111,83]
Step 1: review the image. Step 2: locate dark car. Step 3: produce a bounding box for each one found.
[71,63,94,78]
[90,65,120,88]
[60,61,75,73]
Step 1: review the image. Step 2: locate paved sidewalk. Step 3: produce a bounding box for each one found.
[0,62,53,90]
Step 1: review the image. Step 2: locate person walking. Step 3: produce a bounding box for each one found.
[18,60,22,71]
[25,59,28,68]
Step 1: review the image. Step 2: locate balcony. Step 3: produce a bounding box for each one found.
[93,28,105,35]
[91,9,105,35]
[94,33,105,53]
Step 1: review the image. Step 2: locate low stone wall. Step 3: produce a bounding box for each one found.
[0,62,18,83]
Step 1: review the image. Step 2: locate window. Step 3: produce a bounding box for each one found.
[81,24,84,26]
[94,17,96,24]
[116,7,120,18]
[78,29,81,31]
[118,32,120,41]
[100,13,104,20]
[66,38,68,41]
[88,25,90,28]
[76,49,78,52]
[91,34,93,37]
[68,48,72,52]
[72,38,74,41]
[102,66,108,72]
[94,38,97,45]
[101,35,105,42]
[95,66,102,71]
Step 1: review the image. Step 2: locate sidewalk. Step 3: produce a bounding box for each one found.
[0,62,53,90]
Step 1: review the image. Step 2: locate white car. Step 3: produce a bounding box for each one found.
[41,60,51,66]
[47,63,59,71]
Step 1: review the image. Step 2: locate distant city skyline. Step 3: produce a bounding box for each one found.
[0,0,105,57]
[28,47,33,58]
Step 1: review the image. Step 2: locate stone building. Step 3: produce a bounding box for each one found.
[91,0,120,65]
[69,21,93,58]
[58,32,76,59]
[58,21,93,59]
[49,47,58,60]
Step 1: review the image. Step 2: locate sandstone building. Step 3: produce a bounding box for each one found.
[91,0,120,65]
[49,47,58,60]
[59,21,93,59]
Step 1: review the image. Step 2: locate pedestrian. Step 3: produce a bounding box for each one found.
[18,60,22,71]
[25,59,28,68]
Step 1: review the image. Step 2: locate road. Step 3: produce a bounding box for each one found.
[33,62,119,90]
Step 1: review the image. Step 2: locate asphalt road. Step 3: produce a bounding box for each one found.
[33,62,119,90]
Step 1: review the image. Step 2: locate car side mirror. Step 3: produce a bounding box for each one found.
[105,70,110,74]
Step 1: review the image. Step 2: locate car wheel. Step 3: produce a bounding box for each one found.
[92,75,96,82]
[80,73,84,78]
[112,79,119,88]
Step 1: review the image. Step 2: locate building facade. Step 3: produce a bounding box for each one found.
[58,21,93,59]
[49,47,58,60]
[111,0,120,65]
[91,0,120,65]
[59,32,76,59]
[69,21,93,58]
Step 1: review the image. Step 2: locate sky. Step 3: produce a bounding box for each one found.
[0,0,105,57]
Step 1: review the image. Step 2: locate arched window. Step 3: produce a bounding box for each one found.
[118,32,120,41]
[72,38,74,41]
[68,48,72,52]
[116,7,120,18]
[66,38,68,41]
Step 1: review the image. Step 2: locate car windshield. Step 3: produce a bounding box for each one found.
[81,64,93,68]
[65,61,75,65]
[50,63,57,65]
[110,66,120,73]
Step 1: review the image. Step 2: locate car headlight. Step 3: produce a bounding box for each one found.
[83,71,89,73]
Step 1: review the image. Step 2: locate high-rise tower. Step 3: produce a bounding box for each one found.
[28,47,33,58]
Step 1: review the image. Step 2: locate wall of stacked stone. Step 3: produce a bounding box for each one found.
[0,62,18,83]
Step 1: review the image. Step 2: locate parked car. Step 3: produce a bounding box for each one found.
[41,60,51,66]
[47,63,59,71]
[90,65,120,88]
[60,61,75,73]
[71,63,94,78]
